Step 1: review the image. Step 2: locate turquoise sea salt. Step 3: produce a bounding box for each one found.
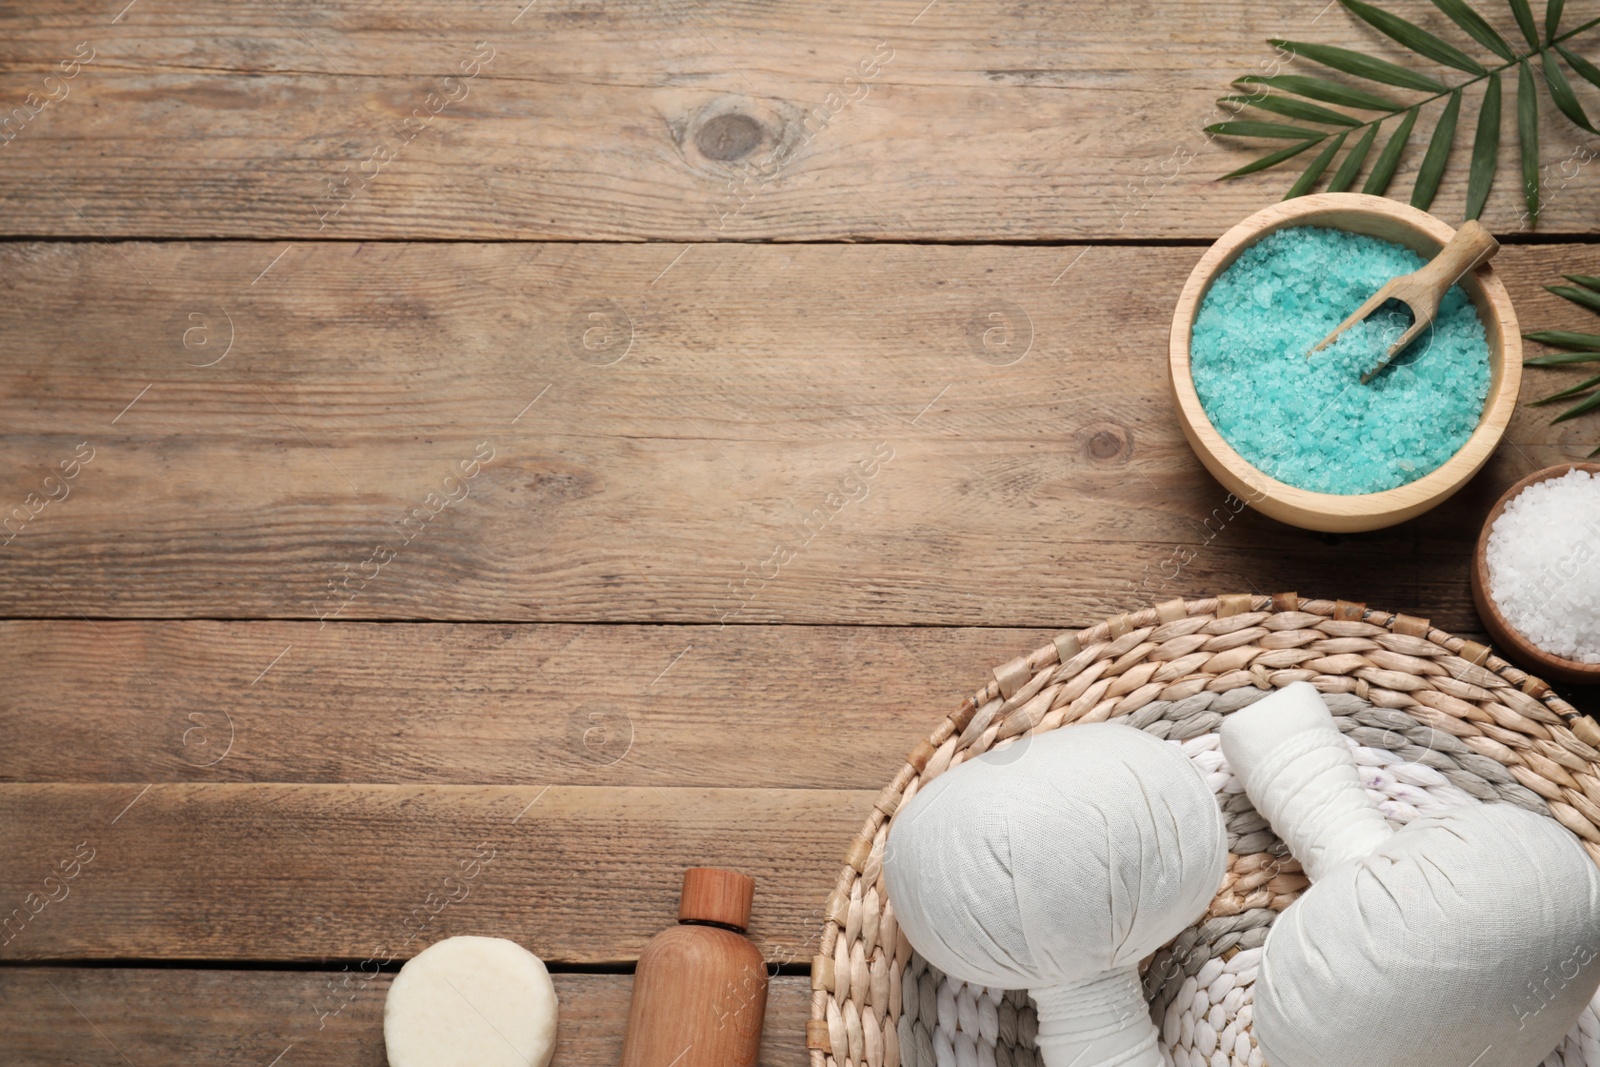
[1190,225,1491,495]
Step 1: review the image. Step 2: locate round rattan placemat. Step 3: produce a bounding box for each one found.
[805,593,1600,1067]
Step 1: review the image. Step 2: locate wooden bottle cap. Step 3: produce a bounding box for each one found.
[678,867,754,931]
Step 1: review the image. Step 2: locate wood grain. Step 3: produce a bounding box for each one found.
[0,783,869,965]
[2,241,1597,630]
[9,620,1589,787]
[9,0,1597,1054]
[0,2,1597,239]
[0,967,809,1066]
[0,621,1050,789]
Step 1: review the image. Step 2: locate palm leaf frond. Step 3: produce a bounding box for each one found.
[1234,74,1401,111]
[1219,139,1327,180]
[1542,51,1598,133]
[1206,120,1330,139]
[1552,390,1600,424]
[1508,0,1541,50]
[1341,0,1488,73]
[1559,45,1600,89]
[1550,285,1600,313]
[1362,107,1419,195]
[1532,373,1600,404]
[1526,330,1600,349]
[1287,132,1350,198]
[1327,122,1380,191]
[1430,0,1516,61]
[1465,71,1501,219]
[1217,94,1363,125]
[1526,286,1600,448]
[1525,350,1600,366]
[1216,0,1600,223]
[1411,90,1462,209]
[1517,60,1540,225]
[1270,38,1449,91]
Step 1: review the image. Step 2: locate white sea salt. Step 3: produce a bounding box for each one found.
[1485,468,1600,663]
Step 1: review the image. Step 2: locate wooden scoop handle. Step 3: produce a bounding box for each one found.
[1412,219,1499,303]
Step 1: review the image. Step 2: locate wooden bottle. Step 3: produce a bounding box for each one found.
[620,868,768,1067]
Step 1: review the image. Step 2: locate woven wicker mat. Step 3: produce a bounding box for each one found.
[805,594,1600,1067]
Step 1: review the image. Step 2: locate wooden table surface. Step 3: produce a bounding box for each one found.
[2,2,1598,1063]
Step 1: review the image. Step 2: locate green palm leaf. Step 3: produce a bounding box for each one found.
[1362,106,1419,195]
[1532,373,1600,404]
[1543,52,1599,132]
[1525,350,1600,366]
[1206,120,1331,139]
[1526,256,1600,448]
[1220,138,1327,179]
[1526,330,1600,349]
[1559,45,1600,90]
[1234,74,1401,111]
[1327,122,1380,190]
[1430,0,1516,61]
[1552,389,1600,424]
[1216,0,1600,227]
[1518,60,1541,225]
[1465,72,1501,219]
[1339,0,1488,73]
[1411,90,1462,209]
[1270,38,1449,91]
[1508,0,1540,49]
[1550,285,1600,313]
[1217,94,1363,125]
[1287,132,1349,198]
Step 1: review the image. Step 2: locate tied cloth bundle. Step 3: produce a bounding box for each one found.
[883,723,1227,1067]
[1221,682,1600,1067]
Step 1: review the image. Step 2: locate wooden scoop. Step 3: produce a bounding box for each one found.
[1306,219,1499,384]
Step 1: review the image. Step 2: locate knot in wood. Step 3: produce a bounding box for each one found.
[1085,422,1132,466]
[695,113,764,161]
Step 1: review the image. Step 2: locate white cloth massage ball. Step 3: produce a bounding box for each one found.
[1221,682,1600,1067]
[884,722,1227,1067]
[384,935,558,1067]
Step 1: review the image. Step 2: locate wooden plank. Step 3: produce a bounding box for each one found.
[2,241,1596,630]
[0,621,1046,788]
[7,620,1590,787]
[0,967,810,1066]
[0,783,867,964]
[0,2,1597,239]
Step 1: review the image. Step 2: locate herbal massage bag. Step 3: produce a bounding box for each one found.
[804,596,1600,1067]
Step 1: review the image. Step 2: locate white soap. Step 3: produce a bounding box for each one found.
[384,935,558,1067]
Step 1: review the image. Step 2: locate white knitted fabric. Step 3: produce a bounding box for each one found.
[1221,683,1600,1067]
[906,723,1600,1067]
[885,723,1227,1067]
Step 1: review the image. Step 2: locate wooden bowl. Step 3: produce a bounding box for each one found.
[1472,462,1600,685]
[1170,193,1522,533]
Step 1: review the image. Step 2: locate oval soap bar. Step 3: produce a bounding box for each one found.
[384,935,558,1067]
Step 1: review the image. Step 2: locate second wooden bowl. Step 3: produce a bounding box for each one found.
[1169,193,1522,533]
[1472,462,1600,686]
